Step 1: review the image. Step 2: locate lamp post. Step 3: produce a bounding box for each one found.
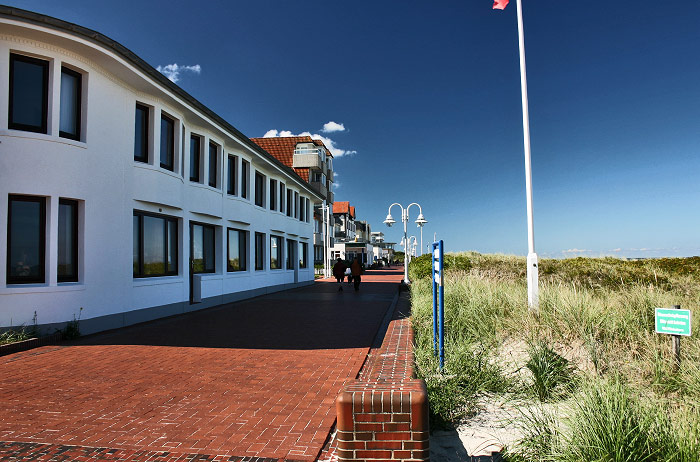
[384,202,427,284]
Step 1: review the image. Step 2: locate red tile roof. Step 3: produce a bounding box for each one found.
[333,201,350,214]
[250,136,313,182]
[350,206,356,219]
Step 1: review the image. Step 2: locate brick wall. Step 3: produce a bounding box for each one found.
[335,294,429,461]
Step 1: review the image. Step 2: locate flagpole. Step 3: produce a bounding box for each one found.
[515,0,539,310]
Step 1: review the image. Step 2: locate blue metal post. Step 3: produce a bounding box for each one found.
[439,240,445,370]
[432,242,438,356]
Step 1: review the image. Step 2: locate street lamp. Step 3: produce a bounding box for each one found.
[384,202,427,284]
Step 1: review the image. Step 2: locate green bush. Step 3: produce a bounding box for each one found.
[526,341,576,402]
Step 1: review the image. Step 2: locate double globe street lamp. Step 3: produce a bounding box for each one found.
[384,202,427,284]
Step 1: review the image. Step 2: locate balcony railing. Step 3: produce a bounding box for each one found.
[293,153,322,169]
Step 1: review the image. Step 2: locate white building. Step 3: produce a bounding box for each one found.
[0,7,322,335]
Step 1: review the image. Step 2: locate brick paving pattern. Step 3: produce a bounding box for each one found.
[0,268,404,461]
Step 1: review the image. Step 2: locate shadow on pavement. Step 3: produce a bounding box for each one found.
[71,277,402,351]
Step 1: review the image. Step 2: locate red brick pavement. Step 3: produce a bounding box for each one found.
[0,267,404,461]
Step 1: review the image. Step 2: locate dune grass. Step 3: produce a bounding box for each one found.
[409,253,700,459]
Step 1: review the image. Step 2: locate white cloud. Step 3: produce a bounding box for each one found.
[321,121,345,133]
[612,248,622,252]
[156,63,202,83]
[262,126,356,157]
[563,248,590,254]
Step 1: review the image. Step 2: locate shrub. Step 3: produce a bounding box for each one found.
[526,341,576,402]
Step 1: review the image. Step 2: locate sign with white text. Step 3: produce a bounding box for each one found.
[655,308,692,337]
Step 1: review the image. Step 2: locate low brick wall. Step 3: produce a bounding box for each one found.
[0,332,64,357]
[336,294,429,461]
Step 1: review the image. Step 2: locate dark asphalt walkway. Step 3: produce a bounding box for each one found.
[0,267,404,461]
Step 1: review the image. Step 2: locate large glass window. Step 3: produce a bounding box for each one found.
[208,142,218,188]
[160,114,175,170]
[133,211,178,277]
[299,242,308,269]
[191,223,215,274]
[58,199,79,282]
[227,155,237,195]
[9,54,49,134]
[255,232,265,271]
[7,195,45,284]
[269,179,277,211]
[227,228,247,272]
[241,160,249,199]
[270,235,282,269]
[59,67,81,140]
[190,135,201,182]
[134,104,149,162]
[286,239,295,270]
[254,172,264,207]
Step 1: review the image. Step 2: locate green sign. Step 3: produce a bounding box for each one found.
[655,308,692,337]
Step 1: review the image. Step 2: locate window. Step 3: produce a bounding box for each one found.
[294,192,300,219]
[134,104,149,162]
[190,135,201,182]
[255,232,265,271]
[306,198,311,222]
[254,172,265,207]
[7,195,46,284]
[227,155,237,195]
[59,67,81,140]
[270,235,282,269]
[208,141,218,188]
[299,242,308,269]
[241,160,249,199]
[286,189,293,217]
[160,114,175,170]
[133,211,178,277]
[227,228,247,272]
[58,199,79,282]
[269,179,277,211]
[299,196,305,222]
[191,222,215,274]
[286,239,294,270]
[9,54,49,134]
[279,183,285,214]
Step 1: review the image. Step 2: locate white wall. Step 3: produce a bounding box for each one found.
[0,19,318,331]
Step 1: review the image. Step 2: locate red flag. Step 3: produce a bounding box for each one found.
[493,0,509,9]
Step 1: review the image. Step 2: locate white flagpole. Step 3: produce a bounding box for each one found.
[516,0,539,310]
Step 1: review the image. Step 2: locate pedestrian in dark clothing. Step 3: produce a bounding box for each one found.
[351,258,362,291]
[332,258,347,292]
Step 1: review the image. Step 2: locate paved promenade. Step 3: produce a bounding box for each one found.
[0,267,404,461]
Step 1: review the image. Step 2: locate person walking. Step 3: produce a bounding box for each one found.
[351,257,363,291]
[332,258,347,292]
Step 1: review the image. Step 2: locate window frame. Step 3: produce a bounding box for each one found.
[270,235,283,270]
[255,232,265,271]
[241,160,250,199]
[190,134,201,182]
[59,66,82,141]
[286,239,294,270]
[279,182,285,214]
[190,221,216,275]
[254,171,265,207]
[134,103,149,163]
[299,242,308,269]
[7,195,46,285]
[8,53,49,134]
[286,189,293,217]
[208,141,218,188]
[160,113,175,171]
[133,210,179,278]
[269,179,277,211]
[57,198,79,283]
[227,227,247,272]
[227,154,238,195]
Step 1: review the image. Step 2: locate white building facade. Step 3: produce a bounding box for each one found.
[0,7,321,334]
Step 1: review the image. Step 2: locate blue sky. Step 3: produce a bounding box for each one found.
[13,0,700,258]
